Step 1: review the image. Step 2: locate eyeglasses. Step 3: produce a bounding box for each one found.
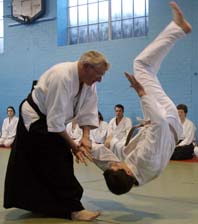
[90,65,104,77]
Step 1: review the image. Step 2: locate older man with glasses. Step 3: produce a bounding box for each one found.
[4,50,110,221]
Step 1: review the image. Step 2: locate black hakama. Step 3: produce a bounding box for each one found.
[4,96,84,219]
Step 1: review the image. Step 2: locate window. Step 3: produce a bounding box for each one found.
[0,0,3,53]
[62,0,148,45]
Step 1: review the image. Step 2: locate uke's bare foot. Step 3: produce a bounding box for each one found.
[170,1,192,33]
[71,209,101,221]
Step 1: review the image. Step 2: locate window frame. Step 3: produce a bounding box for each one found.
[57,0,149,46]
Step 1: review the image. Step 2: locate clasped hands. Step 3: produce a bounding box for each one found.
[72,137,93,166]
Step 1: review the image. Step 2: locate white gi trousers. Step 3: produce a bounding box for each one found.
[134,21,184,140]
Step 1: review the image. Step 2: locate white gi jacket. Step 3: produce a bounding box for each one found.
[22,61,99,132]
[107,117,132,141]
[92,95,177,186]
[0,116,19,139]
[90,121,108,144]
[177,118,196,146]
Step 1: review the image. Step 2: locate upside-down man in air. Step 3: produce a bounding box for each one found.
[90,1,192,195]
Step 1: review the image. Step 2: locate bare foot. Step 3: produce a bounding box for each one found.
[124,72,146,97]
[170,1,192,33]
[71,209,101,221]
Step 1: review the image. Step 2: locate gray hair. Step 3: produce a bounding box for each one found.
[79,50,110,70]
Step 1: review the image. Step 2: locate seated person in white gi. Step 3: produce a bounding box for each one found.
[66,118,82,143]
[106,104,132,144]
[171,104,196,160]
[90,2,192,195]
[0,106,18,147]
[90,111,108,144]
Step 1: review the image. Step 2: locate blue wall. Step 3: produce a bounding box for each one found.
[0,0,197,130]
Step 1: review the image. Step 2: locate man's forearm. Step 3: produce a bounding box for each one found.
[81,126,90,139]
